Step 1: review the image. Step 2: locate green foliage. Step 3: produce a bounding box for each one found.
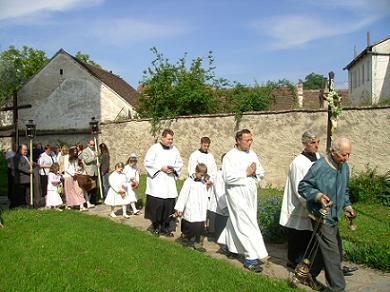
[0,45,48,106]
[339,202,390,271]
[257,190,287,243]
[0,209,294,291]
[138,48,226,135]
[302,72,327,90]
[349,166,390,206]
[227,79,296,121]
[75,51,101,68]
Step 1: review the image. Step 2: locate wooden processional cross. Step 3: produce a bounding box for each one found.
[325,71,342,154]
[0,91,31,145]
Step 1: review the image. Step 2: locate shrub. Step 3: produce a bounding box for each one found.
[257,194,287,243]
[349,166,390,206]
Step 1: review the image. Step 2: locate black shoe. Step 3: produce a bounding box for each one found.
[244,263,263,273]
[343,266,358,276]
[164,232,174,237]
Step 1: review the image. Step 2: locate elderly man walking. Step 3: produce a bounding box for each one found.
[218,129,268,273]
[144,129,183,237]
[81,139,98,207]
[279,130,321,268]
[299,137,356,292]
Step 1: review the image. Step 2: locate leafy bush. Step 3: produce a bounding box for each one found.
[257,194,287,243]
[349,166,390,206]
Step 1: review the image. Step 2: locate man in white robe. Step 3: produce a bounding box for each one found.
[279,130,321,269]
[187,136,218,236]
[144,129,183,237]
[187,137,217,183]
[218,129,268,273]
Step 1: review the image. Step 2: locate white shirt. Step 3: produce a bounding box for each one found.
[144,143,183,199]
[38,152,54,175]
[279,153,321,231]
[123,165,139,183]
[187,150,217,182]
[175,176,209,222]
[208,170,228,215]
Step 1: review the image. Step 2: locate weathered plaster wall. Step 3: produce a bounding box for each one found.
[100,107,390,188]
[16,52,133,131]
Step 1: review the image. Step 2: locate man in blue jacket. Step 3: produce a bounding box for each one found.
[299,137,355,292]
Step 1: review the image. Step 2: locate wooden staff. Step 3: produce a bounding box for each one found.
[94,137,104,201]
[29,138,33,206]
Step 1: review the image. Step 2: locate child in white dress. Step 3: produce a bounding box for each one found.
[175,163,209,252]
[123,153,140,215]
[104,162,131,218]
[46,163,63,211]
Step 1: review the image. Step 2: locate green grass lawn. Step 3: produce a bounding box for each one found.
[0,209,295,291]
[339,202,390,271]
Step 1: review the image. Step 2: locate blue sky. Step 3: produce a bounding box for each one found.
[0,0,389,89]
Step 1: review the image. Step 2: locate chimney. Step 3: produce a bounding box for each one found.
[367,31,371,47]
[296,82,304,108]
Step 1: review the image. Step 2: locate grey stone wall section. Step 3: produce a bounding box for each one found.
[100,107,390,188]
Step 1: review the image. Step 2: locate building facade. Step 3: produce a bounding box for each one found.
[344,37,390,105]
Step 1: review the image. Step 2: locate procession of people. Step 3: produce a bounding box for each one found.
[4,127,356,291]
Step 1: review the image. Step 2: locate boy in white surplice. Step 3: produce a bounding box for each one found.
[175,163,209,252]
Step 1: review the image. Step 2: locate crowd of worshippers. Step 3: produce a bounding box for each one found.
[5,128,357,290]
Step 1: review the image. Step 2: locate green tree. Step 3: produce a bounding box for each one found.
[75,51,101,68]
[302,72,327,90]
[138,48,227,123]
[226,79,296,121]
[0,45,48,106]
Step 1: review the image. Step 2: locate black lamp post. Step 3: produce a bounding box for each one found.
[26,119,36,139]
[89,117,99,135]
[25,119,36,206]
[89,117,103,202]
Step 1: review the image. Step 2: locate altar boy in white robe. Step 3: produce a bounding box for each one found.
[218,129,268,273]
[279,130,321,269]
[175,163,209,252]
[144,129,183,237]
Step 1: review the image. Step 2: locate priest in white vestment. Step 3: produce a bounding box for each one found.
[144,129,183,237]
[218,129,268,273]
[279,130,321,269]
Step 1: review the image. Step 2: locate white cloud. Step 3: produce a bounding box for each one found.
[0,0,104,20]
[83,18,192,45]
[252,15,378,49]
[252,0,389,50]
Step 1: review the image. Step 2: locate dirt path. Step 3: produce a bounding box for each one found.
[87,204,390,291]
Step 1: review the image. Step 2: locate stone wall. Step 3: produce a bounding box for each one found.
[100,107,390,188]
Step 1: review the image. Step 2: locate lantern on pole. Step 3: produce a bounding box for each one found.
[26,120,36,206]
[90,117,104,202]
[26,120,36,139]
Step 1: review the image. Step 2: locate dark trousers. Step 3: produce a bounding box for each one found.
[207,211,228,241]
[10,183,30,209]
[287,228,313,266]
[181,219,205,247]
[311,222,345,291]
[7,168,14,201]
[145,195,175,233]
[40,175,48,197]
[88,176,97,204]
